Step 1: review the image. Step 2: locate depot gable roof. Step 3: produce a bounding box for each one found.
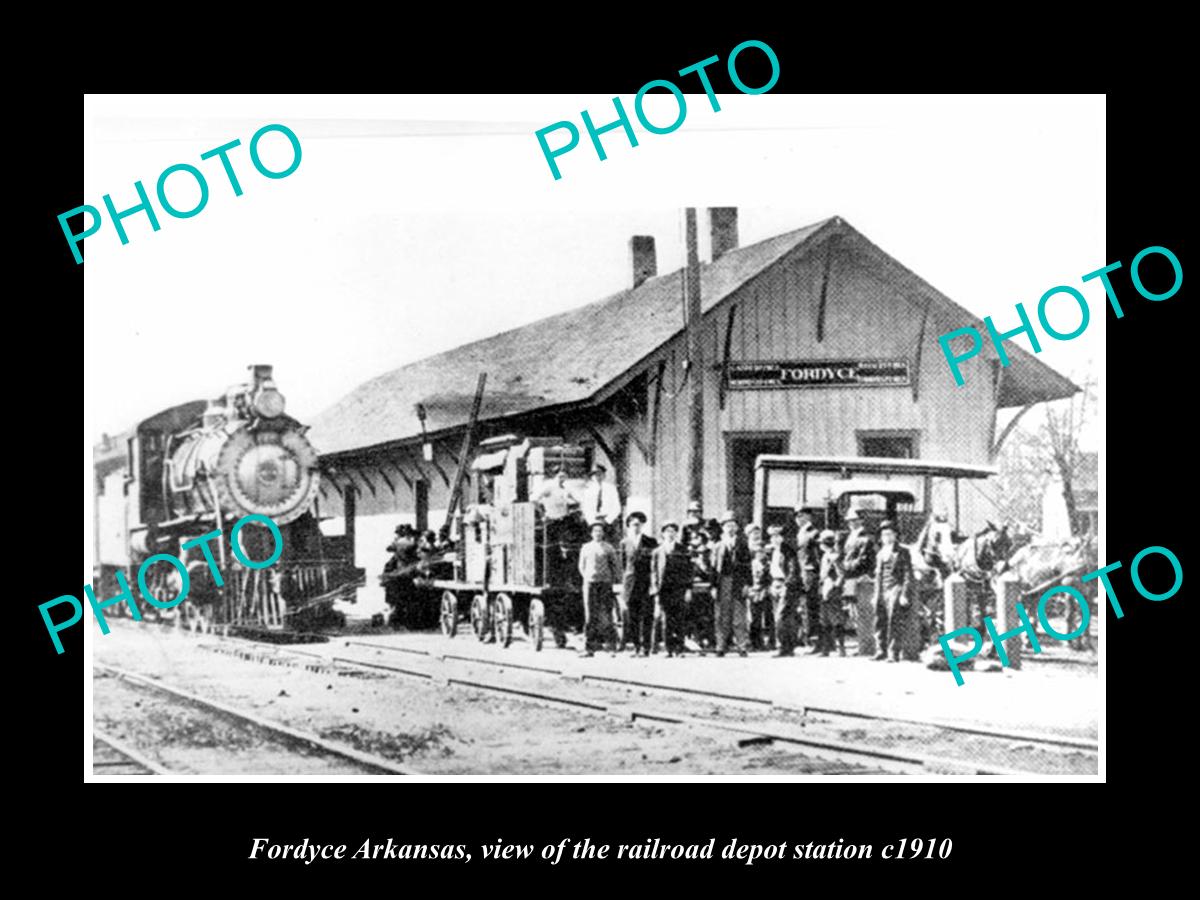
[310,217,1078,457]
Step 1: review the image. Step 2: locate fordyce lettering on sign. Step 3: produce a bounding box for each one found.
[535,40,781,181]
[58,124,303,264]
[938,246,1183,386]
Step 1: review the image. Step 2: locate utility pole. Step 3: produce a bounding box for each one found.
[684,208,704,507]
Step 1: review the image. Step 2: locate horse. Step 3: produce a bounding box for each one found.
[907,518,1017,646]
[1003,530,1098,650]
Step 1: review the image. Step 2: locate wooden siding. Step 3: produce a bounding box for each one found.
[322,233,1006,558]
[644,235,999,527]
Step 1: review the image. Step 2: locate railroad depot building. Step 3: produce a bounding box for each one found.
[309,210,1078,614]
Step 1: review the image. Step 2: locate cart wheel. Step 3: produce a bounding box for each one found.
[529,599,545,652]
[440,591,458,638]
[493,593,514,649]
[470,594,489,641]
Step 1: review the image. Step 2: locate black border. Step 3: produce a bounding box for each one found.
[26,23,1194,884]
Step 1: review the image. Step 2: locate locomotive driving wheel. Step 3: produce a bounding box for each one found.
[470,594,490,641]
[493,593,514,649]
[440,591,458,638]
[528,598,545,652]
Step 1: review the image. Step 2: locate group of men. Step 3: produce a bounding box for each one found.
[573,492,919,663]
[381,525,454,629]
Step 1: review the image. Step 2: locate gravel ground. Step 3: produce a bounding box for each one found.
[94,673,373,775]
[93,623,897,775]
[323,644,1097,775]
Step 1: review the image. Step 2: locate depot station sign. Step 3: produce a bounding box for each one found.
[728,359,910,389]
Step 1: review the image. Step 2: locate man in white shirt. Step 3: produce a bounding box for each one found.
[581,463,622,535]
[536,468,579,521]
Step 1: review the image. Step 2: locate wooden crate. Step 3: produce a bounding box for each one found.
[510,502,538,587]
[464,521,488,583]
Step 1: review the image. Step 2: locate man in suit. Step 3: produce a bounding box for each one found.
[793,510,821,650]
[872,520,915,662]
[767,524,800,656]
[712,511,753,657]
[650,521,692,657]
[842,509,876,581]
[687,527,715,651]
[620,511,658,656]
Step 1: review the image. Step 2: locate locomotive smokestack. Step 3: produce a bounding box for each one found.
[250,364,274,389]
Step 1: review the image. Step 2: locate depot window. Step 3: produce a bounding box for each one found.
[857,429,920,459]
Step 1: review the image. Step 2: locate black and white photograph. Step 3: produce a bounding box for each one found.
[82,93,1104,780]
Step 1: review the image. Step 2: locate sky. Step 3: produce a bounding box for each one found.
[83,94,1105,452]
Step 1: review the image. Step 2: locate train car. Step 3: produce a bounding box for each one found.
[93,365,364,631]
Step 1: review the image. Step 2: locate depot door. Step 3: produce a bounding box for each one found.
[727,433,788,525]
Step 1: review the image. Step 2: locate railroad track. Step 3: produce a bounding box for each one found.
[106,622,1097,774]
[339,639,1100,753]
[324,648,1040,775]
[94,729,174,775]
[177,628,1090,775]
[94,663,420,776]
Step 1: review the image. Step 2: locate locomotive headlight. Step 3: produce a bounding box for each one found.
[254,388,286,418]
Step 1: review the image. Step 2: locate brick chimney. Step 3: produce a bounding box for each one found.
[708,207,739,261]
[629,235,657,288]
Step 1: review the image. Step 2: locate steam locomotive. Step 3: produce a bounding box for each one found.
[93,365,360,630]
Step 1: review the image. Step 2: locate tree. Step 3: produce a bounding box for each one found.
[991,428,1049,530]
[992,365,1098,537]
[1041,372,1097,537]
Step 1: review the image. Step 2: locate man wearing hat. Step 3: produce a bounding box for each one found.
[620,510,658,656]
[382,524,421,631]
[872,520,915,662]
[842,509,876,577]
[745,523,775,651]
[681,500,706,547]
[687,526,716,650]
[651,521,692,656]
[767,524,800,656]
[711,511,753,656]
[793,509,821,649]
[582,463,622,539]
[818,529,847,656]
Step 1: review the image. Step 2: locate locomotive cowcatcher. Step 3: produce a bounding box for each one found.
[93,365,363,631]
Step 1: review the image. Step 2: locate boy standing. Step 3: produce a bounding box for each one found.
[651,521,692,657]
[746,523,775,651]
[767,525,799,656]
[818,529,847,657]
[578,519,620,657]
[620,511,658,656]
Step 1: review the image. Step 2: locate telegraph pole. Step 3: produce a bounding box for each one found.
[684,208,704,507]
